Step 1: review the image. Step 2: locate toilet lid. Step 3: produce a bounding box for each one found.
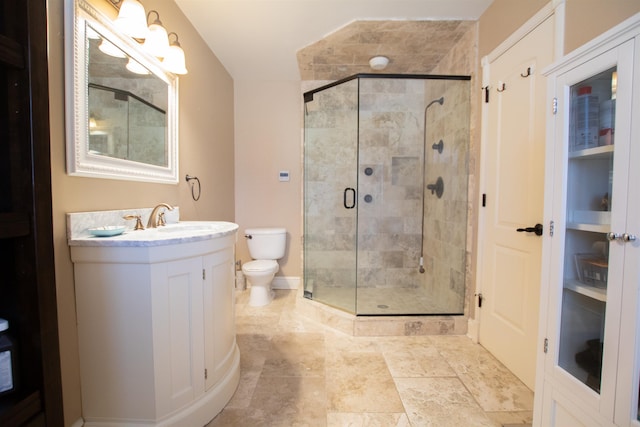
[243,260,278,272]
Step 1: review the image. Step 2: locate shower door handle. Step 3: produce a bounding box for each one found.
[344,188,356,209]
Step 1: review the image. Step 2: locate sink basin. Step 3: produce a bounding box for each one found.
[157,222,232,233]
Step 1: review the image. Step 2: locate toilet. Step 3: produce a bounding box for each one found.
[242,227,287,306]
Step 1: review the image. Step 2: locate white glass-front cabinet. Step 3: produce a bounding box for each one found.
[534,14,640,427]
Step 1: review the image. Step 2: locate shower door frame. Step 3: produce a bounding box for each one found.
[303,73,471,316]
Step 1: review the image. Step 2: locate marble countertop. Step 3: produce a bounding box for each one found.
[68,220,239,247]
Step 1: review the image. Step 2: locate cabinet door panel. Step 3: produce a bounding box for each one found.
[614,36,640,427]
[203,247,236,390]
[543,39,634,422]
[152,256,204,415]
[542,387,611,427]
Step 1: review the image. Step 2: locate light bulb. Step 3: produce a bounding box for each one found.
[163,33,188,74]
[114,0,149,40]
[143,11,170,58]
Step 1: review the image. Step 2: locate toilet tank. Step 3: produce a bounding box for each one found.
[245,227,286,260]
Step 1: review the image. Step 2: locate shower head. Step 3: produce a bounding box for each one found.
[425,96,444,110]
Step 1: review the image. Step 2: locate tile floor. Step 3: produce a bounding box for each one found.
[207,290,534,427]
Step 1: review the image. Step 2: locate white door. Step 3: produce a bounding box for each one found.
[477,16,554,389]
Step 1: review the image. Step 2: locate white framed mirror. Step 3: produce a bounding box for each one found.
[65,0,179,183]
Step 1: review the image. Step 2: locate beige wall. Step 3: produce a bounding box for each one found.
[48,0,235,424]
[478,0,549,58]
[479,0,640,60]
[565,0,640,53]
[233,80,303,277]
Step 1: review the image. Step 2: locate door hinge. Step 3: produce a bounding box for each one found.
[482,193,487,207]
[475,293,483,308]
[202,269,206,280]
[483,86,490,103]
[549,220,554,237]
[552,97,558,115]
[204,368,208,379]
[544,338,549,353]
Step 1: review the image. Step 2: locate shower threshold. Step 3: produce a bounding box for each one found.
[295,288,467,337]
[305,286,464,316]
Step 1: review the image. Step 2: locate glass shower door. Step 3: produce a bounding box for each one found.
[303,75,470,316]
[303,79,359,313]
[355,78,469,315]
[355,78,427,314]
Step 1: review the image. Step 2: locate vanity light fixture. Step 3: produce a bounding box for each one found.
[162,32,188,75]
[142,11,169,58]
[107,0,188,75]
[114,0,149,40]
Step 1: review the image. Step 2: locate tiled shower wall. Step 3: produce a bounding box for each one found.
[357,78,428,291]
[422,79,470,312]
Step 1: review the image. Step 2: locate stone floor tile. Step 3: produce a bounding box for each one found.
[394,377,497,426]
[326,351,404,413]
[326,412,411,427]
[209,290,535,427]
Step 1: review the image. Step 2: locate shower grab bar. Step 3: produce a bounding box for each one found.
[343,188,356,209]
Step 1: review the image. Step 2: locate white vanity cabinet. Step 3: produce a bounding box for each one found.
[534,14,640,427]
[70,229,240,427]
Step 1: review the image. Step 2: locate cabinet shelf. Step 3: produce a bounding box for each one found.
[569,145,615,159]
[565,279,607,302]
[0,391,42,426]
[566,222,609,233]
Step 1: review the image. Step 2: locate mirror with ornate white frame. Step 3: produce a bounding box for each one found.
[65,0,179,183]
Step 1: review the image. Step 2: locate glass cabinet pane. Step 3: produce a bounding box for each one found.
[558,67,617,394]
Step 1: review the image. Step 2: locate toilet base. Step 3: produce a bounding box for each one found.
[248,285,275,307]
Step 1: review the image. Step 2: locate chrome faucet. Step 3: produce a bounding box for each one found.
[147,203,174,228]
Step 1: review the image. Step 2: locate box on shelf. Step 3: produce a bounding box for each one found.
[575,253,608,288]
[599,99,615,146]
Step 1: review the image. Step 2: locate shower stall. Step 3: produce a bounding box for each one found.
[303,74,471,316]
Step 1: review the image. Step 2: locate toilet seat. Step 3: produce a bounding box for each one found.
[243,260,278,274]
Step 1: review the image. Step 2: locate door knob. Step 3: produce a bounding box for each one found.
[516,223,543,236]
[623,233,637,242]
[607,232,621,241]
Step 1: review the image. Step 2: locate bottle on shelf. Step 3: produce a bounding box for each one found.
[571,85,599,150]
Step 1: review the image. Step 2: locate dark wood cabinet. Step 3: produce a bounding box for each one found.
[0,1,63,426]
